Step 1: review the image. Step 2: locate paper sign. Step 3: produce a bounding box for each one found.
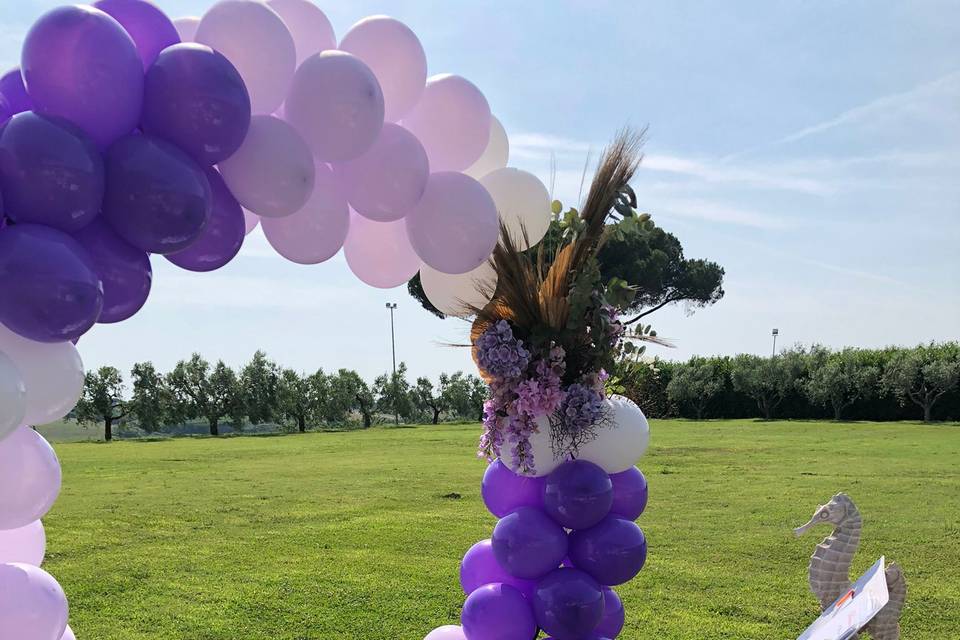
[797,557,890,640]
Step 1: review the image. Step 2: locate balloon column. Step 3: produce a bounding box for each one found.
[0,0,556,637]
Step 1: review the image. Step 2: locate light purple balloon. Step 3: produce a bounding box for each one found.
[405,172,498,275]
[285,51,384,162]
[595,588,625,638]
[339,16,427,122]
[267,0,336,65]
[0,520,46,566]
[0,68,34,115]
[61,625,76,640]
[243,209,259,235]
[21,5,144,149]
[218,115,315,219]
[262,163,350,264]
[337,123,428,222]
[460,539,536,599]
[423,626,465,640]
[402,74,491,171]
[93,0,181,70]
[609,466,648,521]
[461,583,536,640]
[0,563,68,640]
[344,212,421,288]
[0,427,62,532]
[481,459,545,518]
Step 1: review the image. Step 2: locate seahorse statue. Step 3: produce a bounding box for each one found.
[794,492,907,640]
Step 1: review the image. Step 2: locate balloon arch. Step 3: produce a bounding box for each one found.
[0,2,651,639]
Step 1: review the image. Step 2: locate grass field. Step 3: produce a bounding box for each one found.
[41,420,960,639]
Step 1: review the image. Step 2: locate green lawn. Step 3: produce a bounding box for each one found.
[41,420,960,639]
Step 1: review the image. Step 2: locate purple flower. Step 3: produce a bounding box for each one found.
[561,383,604,435]
[476,320,530,381]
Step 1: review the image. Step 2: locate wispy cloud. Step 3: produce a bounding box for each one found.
[650,196,794,231]
[149,273,360,311]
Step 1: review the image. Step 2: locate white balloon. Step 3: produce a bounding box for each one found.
[502,415,564,478]
[266,0,336,66]
[219,115,315,218]
[420,262,496,318]
[0,350,26,440]
[0,325,83,427]
[464,115,509,180]
[578,395,650,474]
[195,0,296,114]
[173,16,200,42]
[480,168,552,249]
[0,520,46,566]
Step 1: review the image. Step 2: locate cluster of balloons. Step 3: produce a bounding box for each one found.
[425,398,651,640]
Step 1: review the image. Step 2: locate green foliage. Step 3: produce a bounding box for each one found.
[804,348,880,420]
[882,342,960,422]
[667,357,726,420]
[75,366,127,441]
[166,354,243,436]
[277,369,320,432]
[129,362,179,432]
[373,362,415,423]
[240,350,280,425]
[730,350,806,420]
[327,369,375,428]
[412,375,447,424]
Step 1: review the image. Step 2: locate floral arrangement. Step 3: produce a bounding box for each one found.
[471,131,649,475]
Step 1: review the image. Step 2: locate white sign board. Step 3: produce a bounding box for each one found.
[797,557,890,640]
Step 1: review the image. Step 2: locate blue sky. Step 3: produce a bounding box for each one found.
[1,1,958,382]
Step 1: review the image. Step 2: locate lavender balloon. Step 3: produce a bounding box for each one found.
[0,520,45,566]
[423,626,466,640]
[609,466,648,521]
[460,539,536,598]
[344,213,421,289]
[173,17,199,42]
[243,209,259,235]
[93,0,181,69]
[405,172,499,275]
[403,74,491,171]
[569,516,647,586]
[532,568,605,640]
[267,0,336,65]
[461,583,536,640]
[141,43,251,167]
[166,169,245,272]
[0,224,103,343]
[0,427,62,530]
[0,563,68,640]
[338,123,428,222]
[595,588,625,638]
[482,459,545,518]
[73,219,152,324]
[218,115,315,219]
[0,112,104,233]
[491,506,568,580]
[340,16,427,122]
[21,5,143,148]
[103,134,212,254]
[544,460,613,530]
[0,68,34,115]
[285,51,385,162]
[262,163,350,265]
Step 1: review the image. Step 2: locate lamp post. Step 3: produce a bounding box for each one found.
[386,302,398,425]
[772,328,779,357]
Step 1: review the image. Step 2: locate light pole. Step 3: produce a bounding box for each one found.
[386,302,398,425]
[771,328,779,357]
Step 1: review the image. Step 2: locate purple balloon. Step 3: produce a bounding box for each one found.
[0,224,103,343]
[491,507,568,580]
[284,50,385,162]
[569,516,647,586]
[103,134,211,254]
[0,520,45,567]
[0,111,104,232]
[73,218,152,323]
[94,0,181,69]
[481,459,545,518]
[166,169,244,272]
[0,563,69,640]
[344,213,421,289]
[460,539,536,599]
[141,43,251,166]
[609,466,648,521]
[0,68,34,115]
[532,568,605,640]
[0,427,62,530]
[405,172,499,275]
[595,588,625,638]
[461,583,536,640]
[402,74,491,171]
[0,97,11,127]
[336,123,428,222]
[21,5,144,149]
[544,460,613,530]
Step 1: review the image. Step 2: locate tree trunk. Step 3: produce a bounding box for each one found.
[478,407,484,422]
[362,411,371,429]
[298,415,306,433]
[209,417,219,436]
[833,403,843,421]
[104,416,113,442]
[923,403,932,422]
[695,405,704,421]
[432,407,441,425]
